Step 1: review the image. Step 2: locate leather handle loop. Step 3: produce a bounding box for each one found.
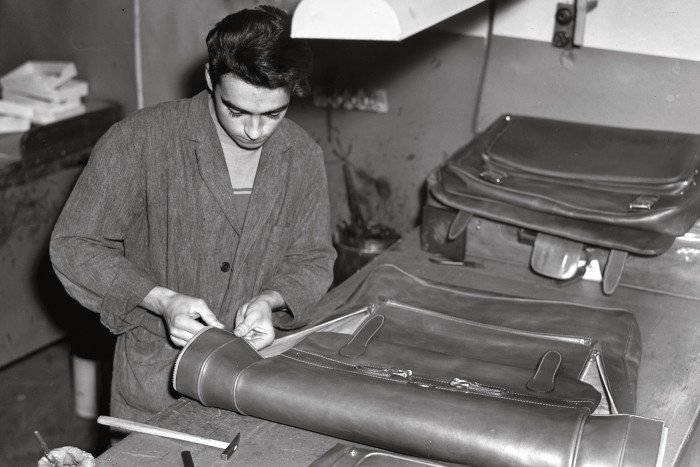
[447,210,472,240]
[526,350,562,393]
[339,314,385,357]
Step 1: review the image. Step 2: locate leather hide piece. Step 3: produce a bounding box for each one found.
[173,265,664,467]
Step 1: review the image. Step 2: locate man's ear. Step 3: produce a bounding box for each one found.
[204,64,213,93]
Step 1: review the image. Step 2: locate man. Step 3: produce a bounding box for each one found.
[50,5,335,422]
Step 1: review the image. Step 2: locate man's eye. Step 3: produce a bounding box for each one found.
[265,112,281,120]
[226,108,243,118]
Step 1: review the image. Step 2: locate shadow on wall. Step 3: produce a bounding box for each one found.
[33,248,116,373]
[180,57,208,98]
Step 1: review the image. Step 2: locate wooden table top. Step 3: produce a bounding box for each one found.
[97,229,700,467]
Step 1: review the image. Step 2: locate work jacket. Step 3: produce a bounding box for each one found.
[50,91,336,421]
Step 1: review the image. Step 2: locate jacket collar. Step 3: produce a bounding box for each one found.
[185,91,292,243]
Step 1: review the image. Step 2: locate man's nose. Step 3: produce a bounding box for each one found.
[245,116,262,140]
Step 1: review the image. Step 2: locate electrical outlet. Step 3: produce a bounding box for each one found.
[312,88,389,113]
[552,3,575,48]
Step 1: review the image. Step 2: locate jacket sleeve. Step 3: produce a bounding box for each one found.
[262,144,336,330]
[50,120,158,334]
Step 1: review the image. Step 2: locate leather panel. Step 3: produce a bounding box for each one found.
[340,265,641,414]
[433,174,675,256]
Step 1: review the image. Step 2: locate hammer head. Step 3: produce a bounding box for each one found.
[220,432,241,460]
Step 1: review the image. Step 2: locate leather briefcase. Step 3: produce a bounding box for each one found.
[428,114,700,294]
[173,265,665,467]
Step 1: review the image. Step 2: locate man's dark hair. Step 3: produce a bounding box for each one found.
[206,5,313,97]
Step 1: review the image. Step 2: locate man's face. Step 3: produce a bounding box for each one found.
[207,70,290,150]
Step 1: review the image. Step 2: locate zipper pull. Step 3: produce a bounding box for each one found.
[356,365,413,379]
[450,378,507,395]
[450,378,473,389]
[389,368,413,378]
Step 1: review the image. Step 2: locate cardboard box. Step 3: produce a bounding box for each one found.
[1,61,88,102]
[0,99,34,119]
[0,115,31,135]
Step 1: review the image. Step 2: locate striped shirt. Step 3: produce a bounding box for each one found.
[209,97,261,228]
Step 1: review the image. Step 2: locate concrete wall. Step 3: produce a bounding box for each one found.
[288,33,485,232]
[0,0,137,364]
[478,0,700,133]
[0,0,138,114]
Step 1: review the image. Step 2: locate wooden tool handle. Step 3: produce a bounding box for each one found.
[97,416,230,449]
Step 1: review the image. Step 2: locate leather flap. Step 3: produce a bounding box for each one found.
[603,249,628,296]
[485,114,700,193]
[530,233,586,280]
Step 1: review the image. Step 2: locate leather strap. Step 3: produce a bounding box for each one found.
[530,233,588,281]
[602,249,628,296]
[447,210,472,240]
[526,350,562,393]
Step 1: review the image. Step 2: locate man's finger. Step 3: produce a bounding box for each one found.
[235,303,249,328]
[233,318,253,337]
[199,307,224,328]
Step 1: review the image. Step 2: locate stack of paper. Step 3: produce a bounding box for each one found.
[0,61,89,132]
[0,100,32,134]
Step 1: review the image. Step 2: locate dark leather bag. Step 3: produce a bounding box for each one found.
[430,114,700,294]
[173,265,665,467]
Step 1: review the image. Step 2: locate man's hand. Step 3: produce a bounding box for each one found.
[142,286,224,347]
[234,291,283,350]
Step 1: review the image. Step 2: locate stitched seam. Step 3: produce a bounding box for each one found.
[622,321,635,410]
[372,265,628,312]
[383,299,591,343]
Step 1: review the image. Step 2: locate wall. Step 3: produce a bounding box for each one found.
[477,0,700,133]
[288,33,486,232]
[0,0,138,114]
[137,0,490,234]
[138,0,300,107]
[135,0,700,234]
[0,0,137,365]
[1,0,697,235]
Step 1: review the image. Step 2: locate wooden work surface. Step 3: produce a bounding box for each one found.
[97,229,700,467]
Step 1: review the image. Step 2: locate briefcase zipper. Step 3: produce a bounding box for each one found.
[284,349,595,409]
[354,364,508,397]
[379,298,592,346]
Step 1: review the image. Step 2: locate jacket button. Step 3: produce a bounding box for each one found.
[220,262,231,272]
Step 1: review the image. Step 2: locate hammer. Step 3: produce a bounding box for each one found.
[97,416,240,460]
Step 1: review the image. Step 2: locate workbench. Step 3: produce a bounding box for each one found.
[96,229,700,467]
